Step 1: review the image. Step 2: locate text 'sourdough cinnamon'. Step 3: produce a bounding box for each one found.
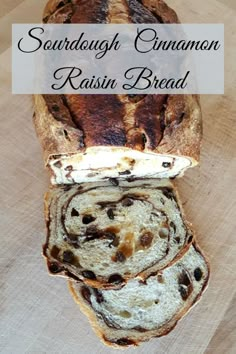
[33,0,209,349]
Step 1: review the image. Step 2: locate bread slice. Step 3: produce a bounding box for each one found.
[44,179,194,288]
[69,244,209,348]
[34,0,202,184]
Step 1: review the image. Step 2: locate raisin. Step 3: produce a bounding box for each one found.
[108,274,124,284]
[65,234,80,249]
[71,208,79,217]
[162,188,174,200]
[116,338,135,346]
[122,198,133,207]
[50,245,60,259]
[94,289,104,303]
[54,160,62,168]
[140,232,153,248]
[85,225,97,235]
[188,235,193,244]
[65,165,73,171]
[48,262,61,274]
[110,236,120,247]
[104,231,116,239]
[178,270,191,286]
[170,221,176,233]
[179,285,189,300]
[127,177,136,182]
[62,250,74,263]
[82,270,96,280]
[109,178,119,186]
[81,286,91,304]
[85,233,100,242]
[63,185,71,191]
[194,267,203,281]
[162,162,171,168]
[119,170,131,175]
[133,326,147,332]
[114,251,126,263]
[85,228,117,245]
[107,208,114,220]
[100,232,119,248]
[82,215,96,224]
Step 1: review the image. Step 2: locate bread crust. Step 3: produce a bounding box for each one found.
[68,243,210,348]
[34,0,202,172]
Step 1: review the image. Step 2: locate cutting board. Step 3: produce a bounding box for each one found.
[0,1,236,353]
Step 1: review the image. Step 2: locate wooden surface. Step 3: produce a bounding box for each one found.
[0,1,236,353]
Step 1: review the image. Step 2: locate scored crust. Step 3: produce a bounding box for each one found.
[34,0,202,184]
[68,243,210,348]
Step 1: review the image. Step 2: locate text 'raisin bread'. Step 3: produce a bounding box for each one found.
[44,179,194,288]
[69,244,209,348]
[33,0,209,349]
[34,0,202,185]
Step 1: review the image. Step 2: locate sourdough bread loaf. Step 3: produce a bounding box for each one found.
[34,0,202,184]
[34,1,209,349]
[69,244,209,348]
[44,179,194,288]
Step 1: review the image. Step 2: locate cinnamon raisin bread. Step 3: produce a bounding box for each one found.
[69,244,209,348]
[34,0,202,184]
[44,179,194,288]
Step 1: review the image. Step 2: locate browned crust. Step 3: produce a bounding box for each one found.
[68,242,210,348]
[134,95,167,149]
[34,0,202,168]
[43,180,196,289]
[33,95,85,163]
[141,0,179,23]
[70,0,109,24]
[43,0,179,24]
[64,95,127,147]
[43,0,72,22]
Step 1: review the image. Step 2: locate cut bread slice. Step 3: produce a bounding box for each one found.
[44,179,194,288]
[69,244,209,348]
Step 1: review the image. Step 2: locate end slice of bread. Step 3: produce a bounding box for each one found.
[44,179,194,288]
[69,244,209,348]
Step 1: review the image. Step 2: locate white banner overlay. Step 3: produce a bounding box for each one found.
[12,24,224,94]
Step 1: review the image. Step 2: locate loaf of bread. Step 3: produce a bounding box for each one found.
[69,244,209,348]
[44,179,194,288]
[34,0,202,184]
